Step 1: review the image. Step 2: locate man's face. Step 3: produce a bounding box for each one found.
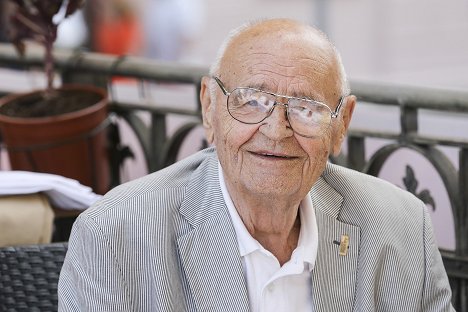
[201,28,352,200]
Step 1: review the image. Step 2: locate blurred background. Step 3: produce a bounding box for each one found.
[2,0,467,89]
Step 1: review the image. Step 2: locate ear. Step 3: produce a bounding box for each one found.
[200,76,215,144]
[331,95,356,156]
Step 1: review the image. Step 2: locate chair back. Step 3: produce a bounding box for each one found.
[0,242,68,312]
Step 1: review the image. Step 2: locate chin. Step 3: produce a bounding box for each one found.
[244,178,302,197]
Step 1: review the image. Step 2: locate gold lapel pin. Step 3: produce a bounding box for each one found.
[339,234,349,256]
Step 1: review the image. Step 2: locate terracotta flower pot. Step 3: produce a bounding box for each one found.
[0,84,111,195]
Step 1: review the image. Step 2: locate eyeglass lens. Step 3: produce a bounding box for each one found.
[228,88,332,137]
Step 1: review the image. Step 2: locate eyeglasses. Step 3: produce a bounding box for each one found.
[213,76,345,138]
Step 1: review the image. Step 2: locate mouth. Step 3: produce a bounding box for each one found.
[249,151,298,160]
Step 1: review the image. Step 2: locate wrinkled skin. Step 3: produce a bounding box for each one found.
[200,19,356,263]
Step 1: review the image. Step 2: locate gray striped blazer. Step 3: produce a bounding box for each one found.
[58,147,454,311]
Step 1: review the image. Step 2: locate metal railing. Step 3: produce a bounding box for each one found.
[0,43,466,310]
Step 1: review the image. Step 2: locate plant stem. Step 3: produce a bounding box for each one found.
[45,26,54,91]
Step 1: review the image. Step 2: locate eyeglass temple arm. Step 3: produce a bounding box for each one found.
[213,76,230,96]
[332,96,346,118]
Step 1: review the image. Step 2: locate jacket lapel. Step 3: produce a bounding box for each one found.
[310,176,361,312]
[176,156,250,312]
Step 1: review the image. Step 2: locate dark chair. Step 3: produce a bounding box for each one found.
[0,242,68,312]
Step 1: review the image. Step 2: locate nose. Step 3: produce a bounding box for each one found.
[258,102,294,140]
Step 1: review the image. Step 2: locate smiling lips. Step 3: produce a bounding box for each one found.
[250,151,298,159]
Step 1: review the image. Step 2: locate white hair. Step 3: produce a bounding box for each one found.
[333,47,351,96]
[208,20,260,100]
[208,19,350,100]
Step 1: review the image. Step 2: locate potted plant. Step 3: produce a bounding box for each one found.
[0,0,111,195]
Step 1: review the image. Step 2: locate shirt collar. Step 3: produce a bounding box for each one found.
[218,162,318,270]
[218,163,261,257]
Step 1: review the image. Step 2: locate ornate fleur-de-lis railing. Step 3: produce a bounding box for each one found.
[403,165,436,211]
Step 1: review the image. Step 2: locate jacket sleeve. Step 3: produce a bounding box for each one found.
[421,204,455,312]
[58,213,132,311]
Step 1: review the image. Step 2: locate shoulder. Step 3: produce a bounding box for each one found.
[322,162,426,227]
[322,162,421,207]
[83,147,218,220]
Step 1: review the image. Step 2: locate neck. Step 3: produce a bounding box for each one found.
[228,186,303,265]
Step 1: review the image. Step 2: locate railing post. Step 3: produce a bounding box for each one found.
[150,113,167,172]
[400,104,418,136]
[348,136,366,171]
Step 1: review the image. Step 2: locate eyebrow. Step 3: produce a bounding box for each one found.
[302,95,319,102]
[244,82,321,102]
[246,82,268,91]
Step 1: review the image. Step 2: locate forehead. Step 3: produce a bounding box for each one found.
[221,25,340,102]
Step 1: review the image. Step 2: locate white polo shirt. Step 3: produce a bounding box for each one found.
[219,164,318,312]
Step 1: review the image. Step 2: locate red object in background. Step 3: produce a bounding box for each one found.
[94,16,141,55]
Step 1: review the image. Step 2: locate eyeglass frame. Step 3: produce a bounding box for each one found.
[212,76,346,138]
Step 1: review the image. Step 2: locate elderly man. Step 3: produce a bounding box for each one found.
[58,18,453,311]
